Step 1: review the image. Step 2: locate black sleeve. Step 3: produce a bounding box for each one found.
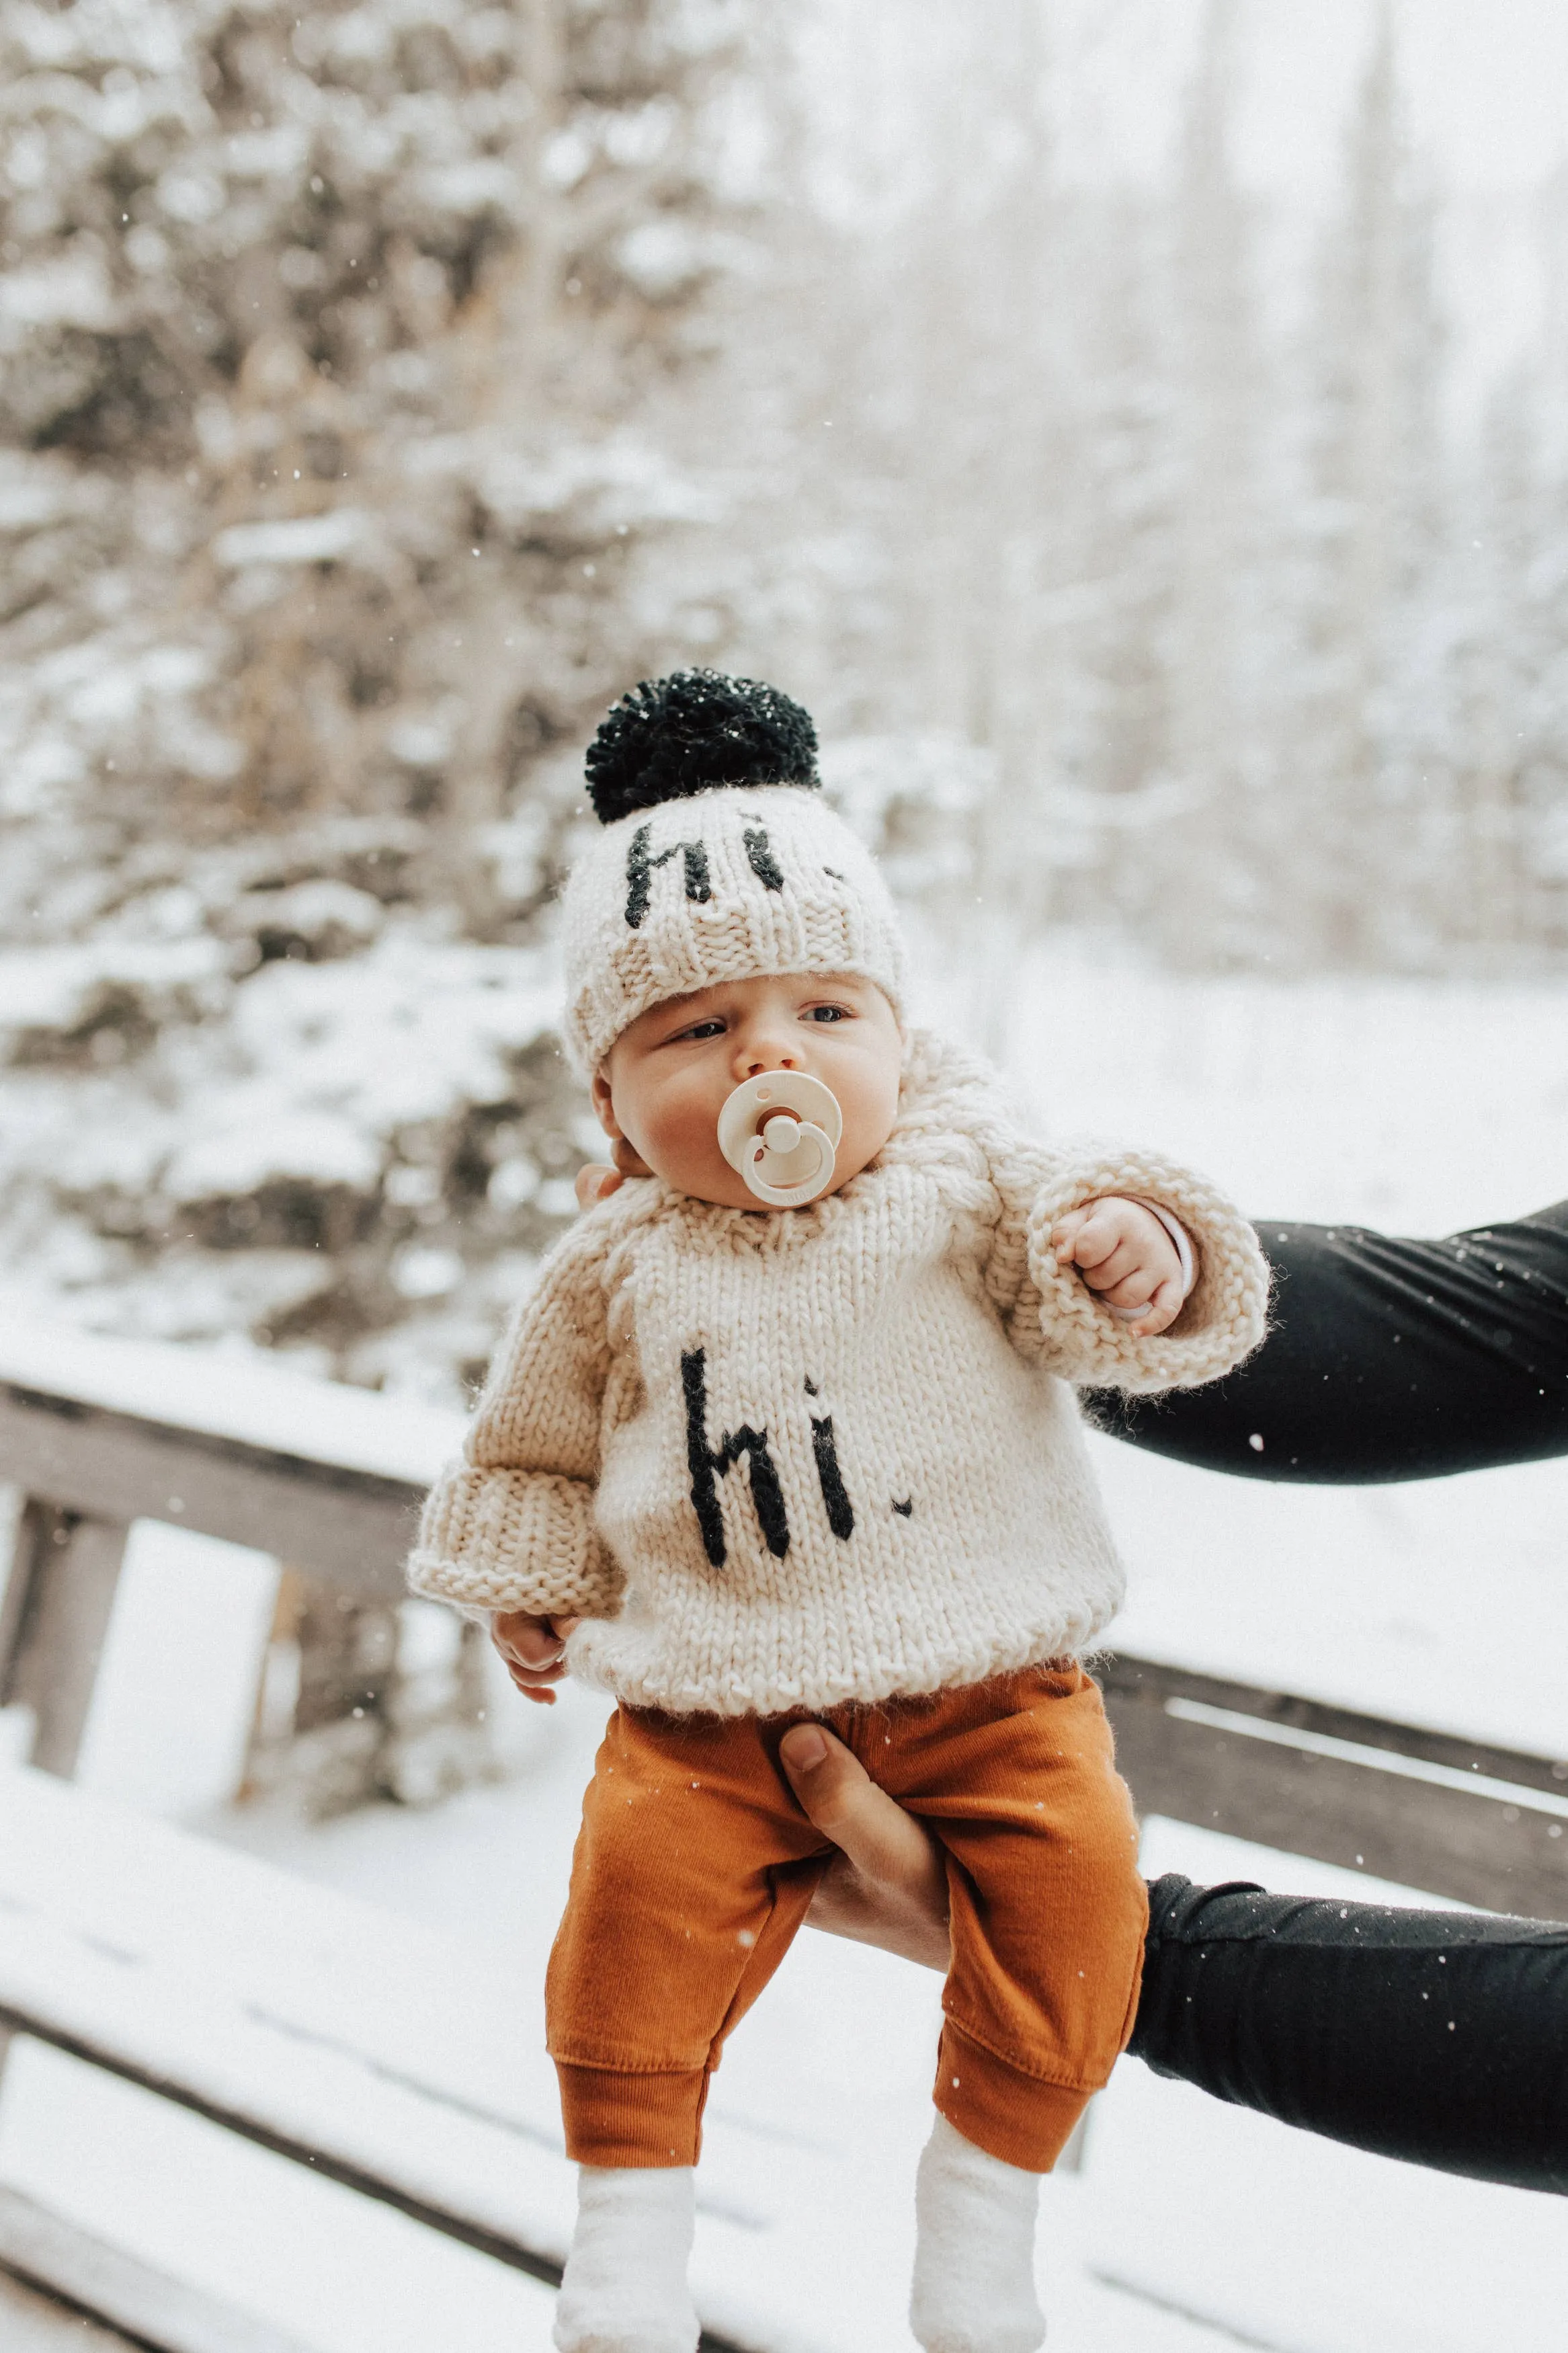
[1084,1199,1568,1482]
[1128,1875,1568,2192]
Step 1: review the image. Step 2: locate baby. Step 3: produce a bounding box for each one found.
[411,670,1268,2353]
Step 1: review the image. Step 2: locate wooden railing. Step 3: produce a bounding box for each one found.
[0,1320,454,1779]
[0,1316,1565,2349]
[2,1316,1564,1916]
[1102,1652,1568,1918]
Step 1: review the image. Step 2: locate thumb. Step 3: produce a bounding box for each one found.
[779,1722,947,1901]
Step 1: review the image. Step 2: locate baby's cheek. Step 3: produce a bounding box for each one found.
[630,1082,706,1170]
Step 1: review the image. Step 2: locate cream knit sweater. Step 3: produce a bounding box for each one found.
[410,1034,1269,1717]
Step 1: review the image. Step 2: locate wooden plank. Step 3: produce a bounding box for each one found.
[0,2261,142,2352]
[1102,1652,1568,1917]
[0,1769,774,2353]
[0,1322,458,1489]
[0,1387,419,1599]
[1104,1651,1568,1794]
[0,2186,311,2353]
[0,2004,571,2297]
[0,2018,751,2353]
[0,1503,129,1777]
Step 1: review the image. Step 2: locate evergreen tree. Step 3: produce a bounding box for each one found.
[1288,5,1446,965]
[1153,0,1264,965]
[0,0,759,1396]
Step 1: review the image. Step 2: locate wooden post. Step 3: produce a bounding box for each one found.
[0,1498,129,1780]
[243,1574,495,1814]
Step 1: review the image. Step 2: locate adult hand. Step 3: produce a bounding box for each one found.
[575,1163,621,1211]
[778,1721,951,1972]
[574,1134,655,1211]
[491,1609,581,1704]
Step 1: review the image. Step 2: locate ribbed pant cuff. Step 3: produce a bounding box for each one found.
[934,2019,1093,2173]
[554,2060,710,2167]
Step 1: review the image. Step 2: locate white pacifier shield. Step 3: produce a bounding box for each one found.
[716,1071,843,1207]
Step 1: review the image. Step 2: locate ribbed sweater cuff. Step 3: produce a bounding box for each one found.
[1026,1149,1268,1393]
[409,1464,619,1616]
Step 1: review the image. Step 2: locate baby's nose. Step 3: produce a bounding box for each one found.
[736,1034,798,1078]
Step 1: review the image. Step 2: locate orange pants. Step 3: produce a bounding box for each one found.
[545,1663,1147,2174]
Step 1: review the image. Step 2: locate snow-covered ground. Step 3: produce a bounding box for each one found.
[0,2266,132,2351]
[3,955,1568,2348]
[8,1704,1566,2352]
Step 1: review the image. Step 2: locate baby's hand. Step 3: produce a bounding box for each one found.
[491,1609,581,1705]
[1051,1195,1186,1337]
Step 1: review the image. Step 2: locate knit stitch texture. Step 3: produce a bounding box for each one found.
[409,1034,1269,1716]
[559,783,907,1075]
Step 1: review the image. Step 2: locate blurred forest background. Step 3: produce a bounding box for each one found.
[3,0,1568,1410]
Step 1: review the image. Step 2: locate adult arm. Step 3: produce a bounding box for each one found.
[1131,1874,1568,2192]
[778,1726,1568,2194]
[1084,1200,1568,1480]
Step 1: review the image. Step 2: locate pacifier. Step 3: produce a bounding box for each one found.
[716,1070,843,1208]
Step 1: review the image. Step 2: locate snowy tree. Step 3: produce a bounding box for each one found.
[1284,6,1446,967]
[0,0,751,912]
[1148,0,1266,965]
[744,2,1568,979]
[0,0,761,1394]
[0,0,768,1806]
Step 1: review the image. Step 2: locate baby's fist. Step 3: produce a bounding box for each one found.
[1052,1195,1187,1337]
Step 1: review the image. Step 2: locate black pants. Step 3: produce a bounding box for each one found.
[1128,1875,1568,2193]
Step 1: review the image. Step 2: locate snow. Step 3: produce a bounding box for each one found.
[0,246,117,333]
[0,2060,562,2353]
[212,512,374,569]
[0,2265,135,2352]
[73,1523,281,1819]
[164,1111,386,1199]
[0,924,568,1393]
[1091,1430,1568,1759]
[1000,943,1568,1238]
[0,938,227,1035]
[0,1316,461,1483]
[213,937,559,1156]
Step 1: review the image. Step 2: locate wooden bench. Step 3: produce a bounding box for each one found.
[1,1316,1566,2347]
[0,1763,881,2353]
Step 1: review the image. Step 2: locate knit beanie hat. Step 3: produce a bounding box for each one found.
[561,670,907,1073]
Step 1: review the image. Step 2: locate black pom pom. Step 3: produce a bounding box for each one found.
[584,669,819,825]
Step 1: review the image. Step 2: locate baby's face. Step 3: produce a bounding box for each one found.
[593,972,904,1211]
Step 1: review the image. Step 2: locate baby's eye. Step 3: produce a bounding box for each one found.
[673,1016,726,1042]
[802,1003,851,1023]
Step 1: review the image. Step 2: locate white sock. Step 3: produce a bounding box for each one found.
[553,2164,700,2353]
[909,2113,1046,2353]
